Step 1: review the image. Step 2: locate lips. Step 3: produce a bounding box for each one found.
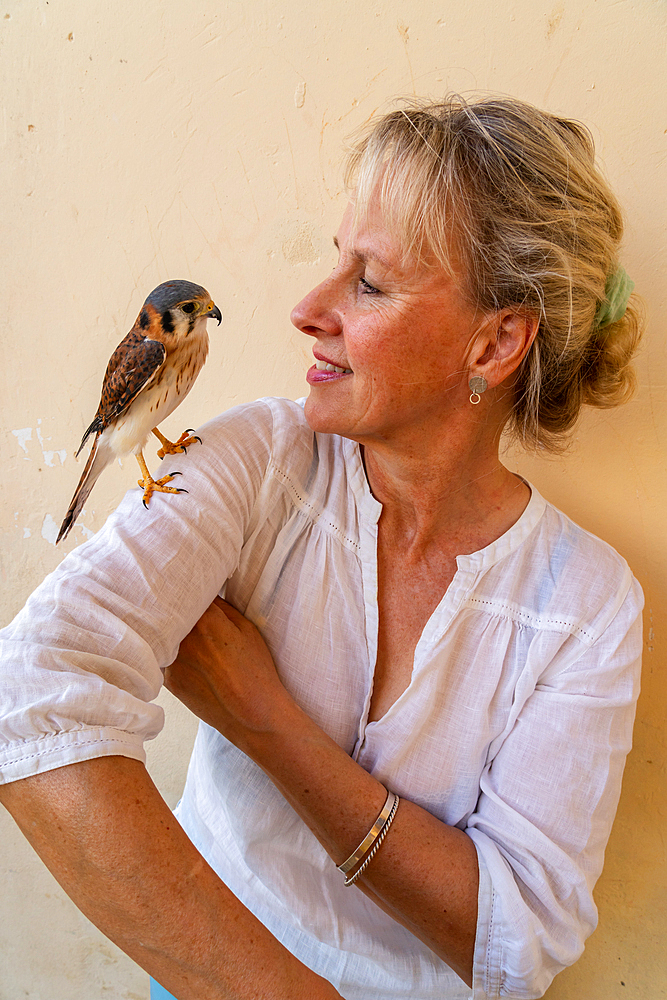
[307,364,352,384]
[306,351,353,384]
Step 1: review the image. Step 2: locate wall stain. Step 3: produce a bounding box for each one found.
[546,2,565,38]
[397,21,415,94]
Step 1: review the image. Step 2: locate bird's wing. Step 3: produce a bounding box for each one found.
[76,330,166,455]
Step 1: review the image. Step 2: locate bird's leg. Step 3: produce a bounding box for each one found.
[152,427,202,460]
[135,451,188,509]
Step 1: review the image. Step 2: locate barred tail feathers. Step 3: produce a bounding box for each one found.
[56,434,111,543]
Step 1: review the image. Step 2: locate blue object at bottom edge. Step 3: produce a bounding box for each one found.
[150,977,178,1000]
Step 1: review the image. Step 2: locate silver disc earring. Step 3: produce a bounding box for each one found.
[469,376,488,405]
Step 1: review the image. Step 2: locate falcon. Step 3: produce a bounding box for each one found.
[56,279,222,543]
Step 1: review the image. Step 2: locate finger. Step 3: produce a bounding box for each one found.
[188,597,244,642]
[163,663,179,695]
[211,596,249,630]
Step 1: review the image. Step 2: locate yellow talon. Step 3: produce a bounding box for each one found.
[135,451,188,508]
[153,427,202,459]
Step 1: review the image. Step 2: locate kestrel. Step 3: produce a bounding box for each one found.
[56,279,222,543]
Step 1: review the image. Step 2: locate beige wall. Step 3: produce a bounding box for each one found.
[1,1,665,997]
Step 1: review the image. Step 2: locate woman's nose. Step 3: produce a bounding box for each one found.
[290,274,341,338]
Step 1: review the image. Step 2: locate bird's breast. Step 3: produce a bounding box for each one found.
[106,329,209,457]
[149,335,208,416]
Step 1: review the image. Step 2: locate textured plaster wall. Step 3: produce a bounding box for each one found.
[1,1,665,998]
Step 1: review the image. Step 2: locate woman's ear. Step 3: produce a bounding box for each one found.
[470,308,539,387]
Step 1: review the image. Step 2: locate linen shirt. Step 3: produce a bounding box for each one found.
[0,398,643,999]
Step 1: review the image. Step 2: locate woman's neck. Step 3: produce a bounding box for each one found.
[361,424,530,557]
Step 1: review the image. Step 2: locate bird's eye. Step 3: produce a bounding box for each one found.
[182,302,196,314]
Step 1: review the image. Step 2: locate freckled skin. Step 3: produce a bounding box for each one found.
[57,280,222,543]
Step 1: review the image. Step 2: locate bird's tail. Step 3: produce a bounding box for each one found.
[56,435,110,543]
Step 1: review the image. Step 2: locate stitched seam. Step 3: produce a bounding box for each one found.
[270,462,361,552]
[0,735,141,769]
[466,597,596,643]
[485,889,494,996]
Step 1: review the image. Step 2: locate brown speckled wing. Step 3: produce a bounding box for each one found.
[76,329,166,455]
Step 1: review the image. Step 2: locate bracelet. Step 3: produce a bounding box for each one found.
[344,792,399,886]
[337,788,399,876]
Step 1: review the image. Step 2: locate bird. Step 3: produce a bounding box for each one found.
[56,279,222,543]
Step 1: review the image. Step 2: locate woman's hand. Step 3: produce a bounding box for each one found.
[166,597,478,986]
[164,597,291,751]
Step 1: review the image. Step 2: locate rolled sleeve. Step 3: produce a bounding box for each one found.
[0,400,276,783]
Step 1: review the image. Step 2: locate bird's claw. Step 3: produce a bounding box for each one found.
[156,429,202,460]
[138,471,188,508]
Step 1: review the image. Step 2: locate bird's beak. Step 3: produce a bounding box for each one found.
[204,302,223,325]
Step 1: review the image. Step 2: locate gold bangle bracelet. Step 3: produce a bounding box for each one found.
[337,789,398,875]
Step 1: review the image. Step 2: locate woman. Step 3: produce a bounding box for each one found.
[0,97,643,1000]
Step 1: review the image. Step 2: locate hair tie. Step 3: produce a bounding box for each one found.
[594,266,634,329]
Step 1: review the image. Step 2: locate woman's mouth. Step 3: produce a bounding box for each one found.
[306,357,353,384]
[314,360,353,374]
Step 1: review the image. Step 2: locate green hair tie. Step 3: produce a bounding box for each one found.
[594,266,634,329]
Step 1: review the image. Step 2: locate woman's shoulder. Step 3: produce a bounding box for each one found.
[477,485,644,643]
[199,396,349,483]
[537,494,631,575]
[528,489,643,632]
[195,397,310,463]
[200,396,308,438]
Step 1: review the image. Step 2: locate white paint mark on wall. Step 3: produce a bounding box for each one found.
[78,525,94,540]
[43,449,67,467]
[294,81,306,108]
[36,419,67,466]
[12,428,32,457]
[23,527,31,538]
[41,514,59,545]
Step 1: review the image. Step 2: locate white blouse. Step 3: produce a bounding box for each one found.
[0,398,643,1000]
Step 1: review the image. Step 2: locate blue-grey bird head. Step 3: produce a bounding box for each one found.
[142,279,222,330]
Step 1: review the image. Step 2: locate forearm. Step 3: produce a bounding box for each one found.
[0,756,341,1000]
[245,701,479,987]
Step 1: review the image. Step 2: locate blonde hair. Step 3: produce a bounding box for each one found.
[345,96,643,449]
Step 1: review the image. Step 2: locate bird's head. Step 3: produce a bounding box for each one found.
[139,280,222,339]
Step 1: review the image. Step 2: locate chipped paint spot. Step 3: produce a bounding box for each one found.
[23,527,31,538]
[294,81,306,108]
[78,525,94,540]
[282,223,320,265]
[33,422,67,466]
[41,514,59,545]
[41,449,67,467]
[12,427,32,456]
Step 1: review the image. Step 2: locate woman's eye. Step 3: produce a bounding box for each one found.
[182,302,196,314]
[359,276,379,294]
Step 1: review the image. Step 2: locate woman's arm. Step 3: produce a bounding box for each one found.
[0,756,342,1000]
[164,598,480,987]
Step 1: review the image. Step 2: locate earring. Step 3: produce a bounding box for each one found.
[469,376,488,405]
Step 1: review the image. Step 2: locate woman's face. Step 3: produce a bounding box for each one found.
[291,202,485,447]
